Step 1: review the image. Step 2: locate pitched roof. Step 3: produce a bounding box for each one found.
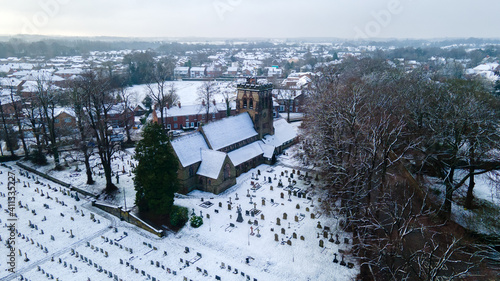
[171,132,209,167]
[202,112,257,151]
[262,118,297,147]
[228,141,264,166]
[197,149,227,179]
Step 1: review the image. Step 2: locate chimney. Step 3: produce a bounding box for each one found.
[202,99,206,106]
[178,102,181,108]
[212,99,216,106]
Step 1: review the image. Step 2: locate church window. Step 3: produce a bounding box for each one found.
[243,98,247,108]
[249,98,253,109]
[224,163,230,180]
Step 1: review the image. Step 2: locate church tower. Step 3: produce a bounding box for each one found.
[236,78,274,139]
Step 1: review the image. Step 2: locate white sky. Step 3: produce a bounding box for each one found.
[0,0,499,39]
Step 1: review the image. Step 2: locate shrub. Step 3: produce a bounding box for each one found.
[190,215,203,228]
[170,206,188,227]
[30,149,47,165]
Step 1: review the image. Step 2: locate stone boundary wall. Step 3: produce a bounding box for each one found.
[92,201,164,237]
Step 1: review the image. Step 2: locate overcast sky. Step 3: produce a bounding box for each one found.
[0,0,498,39]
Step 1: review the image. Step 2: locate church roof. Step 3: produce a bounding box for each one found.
[171,132,209,167]
[262,118,297,147]
[202,112,258,151]
[228,141,265,166]
[196,149,227,179]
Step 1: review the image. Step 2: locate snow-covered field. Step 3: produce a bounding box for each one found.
[0,144,358,281]
[127,81,236,108]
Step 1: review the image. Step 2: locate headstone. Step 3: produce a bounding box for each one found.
[294,216,299,222]
[333,253,338,263]
[319,240,324,248]
[300,235,305,241]
[340,255,346,266]
[281,228,285,235]
[260,214,264,220]
[274,234,279,241]
[292,232,297,239]
[276,218,280,226]
[283,213,287,220]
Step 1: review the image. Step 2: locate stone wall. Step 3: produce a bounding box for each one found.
[92,200,164,237]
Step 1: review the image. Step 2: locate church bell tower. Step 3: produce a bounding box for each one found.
[236,78,274,139]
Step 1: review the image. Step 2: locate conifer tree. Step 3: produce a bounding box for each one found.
[134,122,179,215]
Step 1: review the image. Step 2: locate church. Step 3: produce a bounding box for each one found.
[170,78,296,194]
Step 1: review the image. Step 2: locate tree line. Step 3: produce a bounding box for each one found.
[302,57,500,280]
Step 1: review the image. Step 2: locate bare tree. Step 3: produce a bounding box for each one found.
[21,90,46,164]
[146,58,178,129]
[35,76,62,169]
[67,79,95,185]
[274,86,296,122]
[78,70,119,193]
[302,59,499,279]
[220,81,236,117]
[5,80,29,157]
[116,88,135,143]
[197,80,219,123]
[0,100,15,157]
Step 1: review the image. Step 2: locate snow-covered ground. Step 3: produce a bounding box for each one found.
[426,170,500,235]
[127,81,236,108]
[1,144,358,281]
[17,149,138,210]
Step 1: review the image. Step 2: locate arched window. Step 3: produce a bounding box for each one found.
[249,98,253,109]
[243,98,247,108]
[224,163,230,180]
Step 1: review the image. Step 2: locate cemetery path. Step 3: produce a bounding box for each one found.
[1,203,117,281]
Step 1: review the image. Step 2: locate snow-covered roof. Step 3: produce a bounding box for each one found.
[260,143,275,159]
[171,132,209,167]
[55,68,83,75]
[228,141,264,166]
[202,112,257,151]
[196,149,227,179]
[54,107,76,118]
[159,102,233,117]
[263,118,297,147]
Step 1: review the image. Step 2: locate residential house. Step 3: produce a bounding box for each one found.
[152,101,236,131]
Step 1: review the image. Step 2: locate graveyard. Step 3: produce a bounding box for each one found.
[0,145,357,281]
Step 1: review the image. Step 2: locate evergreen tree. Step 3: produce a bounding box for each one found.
[134,122,179,215]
